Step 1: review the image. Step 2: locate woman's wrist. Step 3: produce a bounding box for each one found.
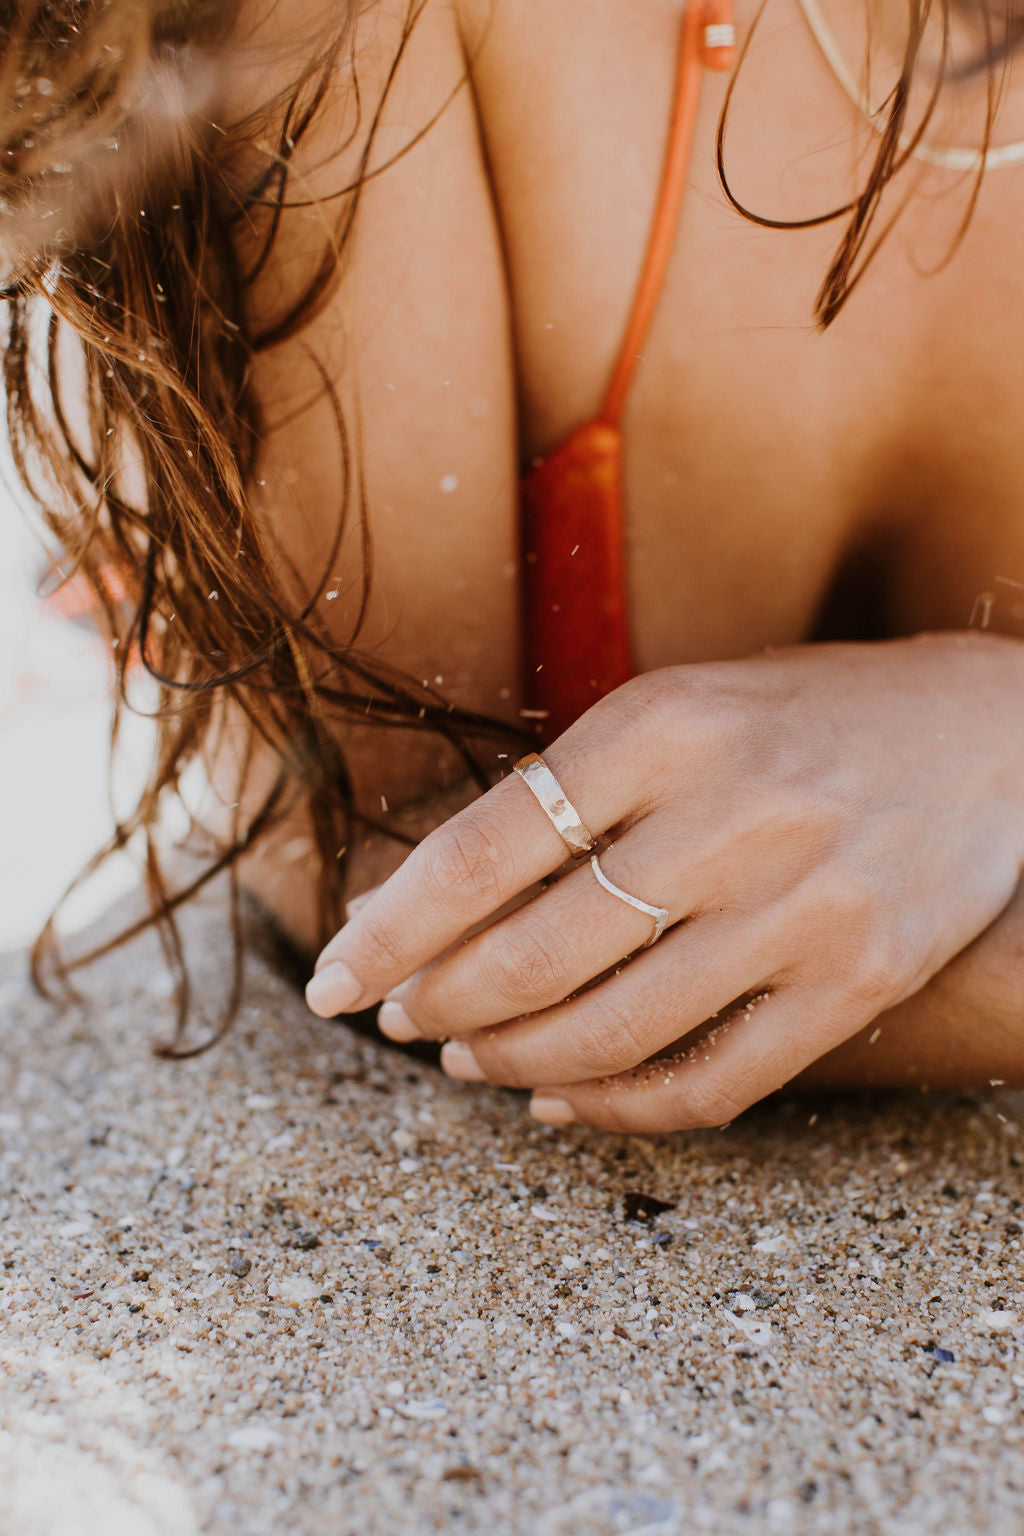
[899,628,1024,861]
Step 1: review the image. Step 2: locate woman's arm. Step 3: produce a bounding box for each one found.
[304,629,1024,1129]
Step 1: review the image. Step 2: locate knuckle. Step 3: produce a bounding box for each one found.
[580,670,689,776]
[420,815,509,906]
[357,917,407,975]
[613,667,749,780]
[799,867,901,1001]
[678,1075,747,1129]
[572,992,649,1078]
[847,932,904,1008]
[480,917,572,1007]
[394,983,447,1038]
[474,1029,530,1088]
[621,669,689,746]
[589,1092,638,1136]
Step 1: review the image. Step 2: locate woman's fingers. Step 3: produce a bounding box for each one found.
[528,983,871,1134]
[379,832,684,1039]
[434,902,787,1087]
[305,698,670,1016]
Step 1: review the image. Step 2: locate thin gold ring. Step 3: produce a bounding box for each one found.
[513,752,596,858]
[590,852,669,948]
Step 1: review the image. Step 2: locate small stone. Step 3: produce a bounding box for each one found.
[290,1230,320,1251]
[733,1314,773,1346]
[267,1274,321,1304]
[621,1191,676,1225]
[398,1398,449,1420]
[531,1204,560,1222]
[981,1309,1018,1332]
[229,1255,252,1278]
[752,1234,788,1254]
[398,1158,420,1173]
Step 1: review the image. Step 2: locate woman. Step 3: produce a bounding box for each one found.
[5,0,1024,1128]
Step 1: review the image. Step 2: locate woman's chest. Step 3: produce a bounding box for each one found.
[257,0,1024,737]
[473,0,1024,661]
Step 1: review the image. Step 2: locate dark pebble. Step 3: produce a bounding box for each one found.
[622,1191,677,1225]
[291,1230,321,1251]
[229,1255,252,1278]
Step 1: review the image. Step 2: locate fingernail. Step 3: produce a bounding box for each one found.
[529,1094,576,1125]
[378,1000,422,1042]
[305,961,363,1017]
[440,1040,487,1082]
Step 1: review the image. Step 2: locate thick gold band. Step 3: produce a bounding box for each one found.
[513,753,596,859]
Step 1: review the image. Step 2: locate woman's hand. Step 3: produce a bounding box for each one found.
[305,631,1024,1131]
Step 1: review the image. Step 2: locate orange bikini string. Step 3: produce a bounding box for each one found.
[601,0,733,428]
[519,1,734,740]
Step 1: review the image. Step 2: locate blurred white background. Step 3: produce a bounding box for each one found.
[0,476,154,952]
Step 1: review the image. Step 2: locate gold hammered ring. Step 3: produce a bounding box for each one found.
[590,852,669,948]
[513,752,596,858]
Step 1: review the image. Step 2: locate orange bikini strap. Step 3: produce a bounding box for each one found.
[599,0,735,428]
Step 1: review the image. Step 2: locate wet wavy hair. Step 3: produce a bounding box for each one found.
[1,0,1019,1049]
[2,0,520,1049]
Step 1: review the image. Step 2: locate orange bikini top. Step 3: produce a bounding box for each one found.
[520,1,734,740]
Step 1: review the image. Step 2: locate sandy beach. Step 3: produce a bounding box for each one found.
[1,879,1022,1536]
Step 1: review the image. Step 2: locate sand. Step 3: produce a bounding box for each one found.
[1,887,1023,1535]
